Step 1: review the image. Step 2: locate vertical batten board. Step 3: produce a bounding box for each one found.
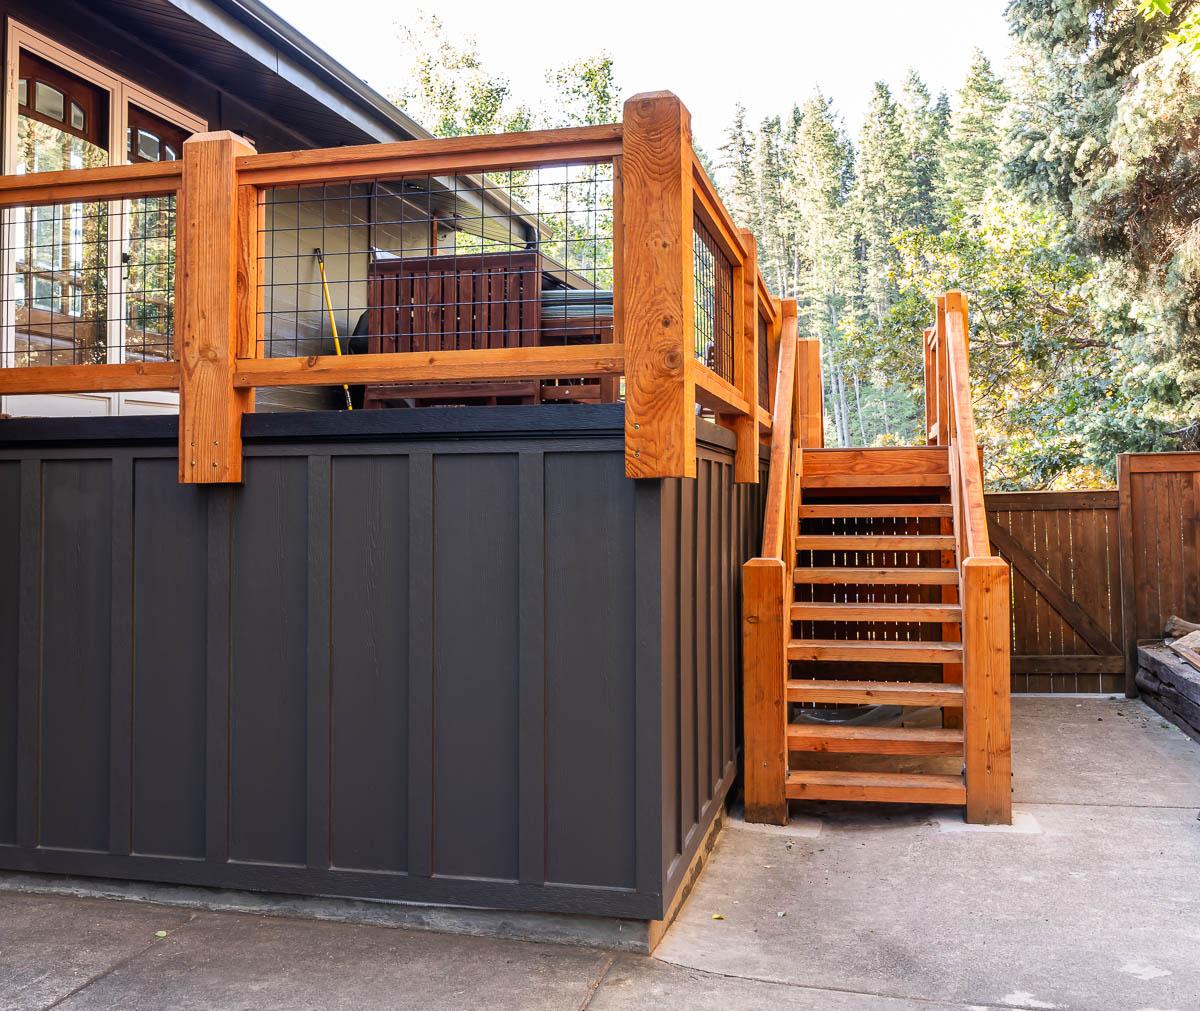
[517,451,547,886]
[178,132,257,483]
[204,487,232,863]
[15,460,40,849]
[108,456,134,856]
[0,464,19,846]
[406,453,435,879]
[305,455,332,870]
[622,92,695,478]
[963,557,1012,825]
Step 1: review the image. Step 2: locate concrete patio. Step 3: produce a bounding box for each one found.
[2,695,1198,1010]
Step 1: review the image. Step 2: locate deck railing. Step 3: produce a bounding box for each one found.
[0,91,779,485]
[926,290,1012,824]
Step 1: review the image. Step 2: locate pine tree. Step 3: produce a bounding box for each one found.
[897,71,947,229]
[936,50,1009,216]
[718,103,758,235]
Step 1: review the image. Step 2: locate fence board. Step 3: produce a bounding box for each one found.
[985,491,1123,693]
[1118,453,1200,695]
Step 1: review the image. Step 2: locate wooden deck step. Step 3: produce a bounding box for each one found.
[794,567,958,586]
[799,503,954,519]
[785,769,966,805]
[801,473,950,489]
[786,679,964,707]
[794,534,956,552]
[790,602,961,623]
[788,639,963,663]
[786,724,963,756]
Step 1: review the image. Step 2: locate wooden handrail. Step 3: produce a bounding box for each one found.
[760,302,799,558]
[943,291,991,558]
[0,160,182,207]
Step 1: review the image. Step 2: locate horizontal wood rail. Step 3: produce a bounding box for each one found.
[0,159,182,206]
[233,344,624,388]
[0,91,787,486]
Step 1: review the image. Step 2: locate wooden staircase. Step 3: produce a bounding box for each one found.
[784,446,967,807]
[742,292,1012,826]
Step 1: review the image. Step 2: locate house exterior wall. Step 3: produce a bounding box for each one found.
[0,407,759,920]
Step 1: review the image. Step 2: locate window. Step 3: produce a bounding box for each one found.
[2,20,205,416]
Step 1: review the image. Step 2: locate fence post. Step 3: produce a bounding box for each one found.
[732,229,759,483]
[1116,453,1138,697]
[621,91,695,479]
[743,557,788,824]
[963,557,1012,824]
[177,131,257,484]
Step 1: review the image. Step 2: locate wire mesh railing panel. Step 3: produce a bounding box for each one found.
[256,162,617,405]
[692,213,734,384]
[0,195,176,368]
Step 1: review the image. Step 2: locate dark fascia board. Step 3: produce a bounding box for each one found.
[165,0,431,144]
[0,406,749,457]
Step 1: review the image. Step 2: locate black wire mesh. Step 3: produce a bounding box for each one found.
[0,196,176,368]
[256,163,616,406]
[693,213,735,384]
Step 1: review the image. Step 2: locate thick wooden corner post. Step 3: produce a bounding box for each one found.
[796,337,823,448]
[743,557,788,824]
[178,131,257,484]
[622,92,695,479]
[732,228,759,483]
[963,557,1012,825]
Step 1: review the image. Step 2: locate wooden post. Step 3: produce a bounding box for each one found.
[732,228,759,483]
[963,557,1012,824]
[178,131,257,484]
[796,338,823,448]
[622,92,695,479]
[1117,453,1138,697]
[742,557,788,824]
[934,295,949,445]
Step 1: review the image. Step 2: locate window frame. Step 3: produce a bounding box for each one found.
[1,19,206,416]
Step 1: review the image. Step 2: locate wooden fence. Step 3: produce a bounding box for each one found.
[1118,453,1200,694]
[987,459,1200,696]
[986,491,1123,694]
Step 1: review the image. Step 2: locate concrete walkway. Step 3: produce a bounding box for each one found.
[2,696,1199,1010]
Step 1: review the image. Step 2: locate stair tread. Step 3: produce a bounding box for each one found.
[788,639,963,663]
[795,534,956,550]
[787,724,963,756]
[790,602,962,622]
[802,473,951,488]
[787,769,964,789]
[794,567,958,585]
[799,503,954,518]
[786,679,964,706]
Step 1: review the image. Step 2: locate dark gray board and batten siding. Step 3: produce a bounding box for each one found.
[0,405,759,920]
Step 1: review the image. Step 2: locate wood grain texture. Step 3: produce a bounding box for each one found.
[797,338,824,448]
[235,344,624,388]
[622,92,695,479]
[786,724,963,756]
[732,229,759,483]
[786,639,963,663]
[802,446,949,476]
[177,132,257,484]
[235,124,623,187]
[793,566,959,585]
[786,680,964,706]
[789,601,961,623]
[759,302,798,557]
[0,159,180,207]
[741,558,788,824]
[785,770,966,805]
[962,557,1012,824]
[0,362,179,394]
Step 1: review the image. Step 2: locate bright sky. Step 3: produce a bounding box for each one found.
[266,0,1013,151]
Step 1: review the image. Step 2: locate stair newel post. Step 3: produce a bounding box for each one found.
[743,557,789,824]
[962,557,1013,824]
[177,131,257,484]
[621,91,696,479]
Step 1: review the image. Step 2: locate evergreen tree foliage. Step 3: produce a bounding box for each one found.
[936,50,1009,216]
